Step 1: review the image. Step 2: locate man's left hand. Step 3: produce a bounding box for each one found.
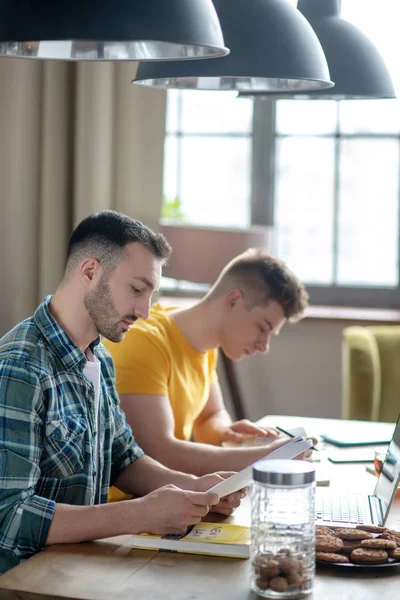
[220,419,280,444]
[193,472,247,516]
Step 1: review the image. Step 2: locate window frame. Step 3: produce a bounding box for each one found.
[252,98,400,309]
[163,93,400,309]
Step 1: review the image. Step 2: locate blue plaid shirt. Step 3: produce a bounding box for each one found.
[0,296,144,573]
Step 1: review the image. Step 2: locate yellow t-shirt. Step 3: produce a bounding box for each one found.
[104,303,218,442]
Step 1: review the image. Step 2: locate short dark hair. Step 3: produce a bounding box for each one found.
[66,210,171,273]
[211,249,309,322]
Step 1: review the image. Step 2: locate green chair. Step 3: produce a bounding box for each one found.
[342,326,400,423]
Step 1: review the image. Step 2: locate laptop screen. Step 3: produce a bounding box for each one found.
[374,415,400,515]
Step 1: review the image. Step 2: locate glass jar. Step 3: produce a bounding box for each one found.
[251,459,316,598]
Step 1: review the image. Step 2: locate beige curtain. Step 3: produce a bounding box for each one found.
[0,59,167,335]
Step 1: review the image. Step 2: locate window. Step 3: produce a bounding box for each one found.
[163,90,253,228]
[274,99,400,303]
[162,0,400,308]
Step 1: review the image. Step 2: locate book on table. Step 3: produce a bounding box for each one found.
[132,522,250,558]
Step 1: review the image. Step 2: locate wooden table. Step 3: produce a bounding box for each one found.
[0,416,399,600]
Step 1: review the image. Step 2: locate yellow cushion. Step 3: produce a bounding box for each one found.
[342,326,400,422]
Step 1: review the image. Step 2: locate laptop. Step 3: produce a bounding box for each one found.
[316,415,400,528]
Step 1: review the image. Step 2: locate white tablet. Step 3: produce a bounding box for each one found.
[208,437,314,498]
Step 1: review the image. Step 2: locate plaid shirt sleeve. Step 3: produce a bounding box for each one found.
[0,358,55,561]
[109,400,145,486]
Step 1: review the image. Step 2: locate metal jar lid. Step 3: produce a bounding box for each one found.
[253,459,316,486]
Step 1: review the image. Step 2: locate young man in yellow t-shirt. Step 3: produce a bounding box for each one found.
[105,249,309,496]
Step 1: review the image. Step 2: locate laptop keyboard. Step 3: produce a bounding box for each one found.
[316,493,366,524]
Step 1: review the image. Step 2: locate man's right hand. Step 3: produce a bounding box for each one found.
[132,485,219,535]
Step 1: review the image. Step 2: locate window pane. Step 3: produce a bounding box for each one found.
[179,137,251,227]
[165,90,180,134]
[162,136,179,202]
[275,137,335,284]
[337,138,399,286]
[276,100,337,135]
[181,91,253,134]
[339,100,400,134]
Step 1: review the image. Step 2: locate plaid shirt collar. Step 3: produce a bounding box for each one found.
[34,295,101,371]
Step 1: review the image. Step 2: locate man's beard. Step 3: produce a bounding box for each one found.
[84,275,126,342]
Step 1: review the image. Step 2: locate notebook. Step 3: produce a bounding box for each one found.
[320,420,394,447]
[132,522,250,558]
[316,416,400,528]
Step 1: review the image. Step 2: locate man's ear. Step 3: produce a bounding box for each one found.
[224,288,243,311]
[80,257,101,287]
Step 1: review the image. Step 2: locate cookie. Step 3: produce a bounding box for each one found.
[286,572,303,586]
[276,557,300,574]
[360,538,397,550]
[316,525,337,537]
[255,577,269,591]
[334,528,373,540]
[356,525,387,534]
[350,548,388,564]
[341,540,362,554]
[253,548,305,594]
[316,536,344,552]
[380,530,400,546]
[253,557,280,578]
[316,552,349,563]
[388,547,400,560]
[269,577,289,593]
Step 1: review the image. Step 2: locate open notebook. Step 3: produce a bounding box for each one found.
[316,415,400,527]
[132,522,250,558]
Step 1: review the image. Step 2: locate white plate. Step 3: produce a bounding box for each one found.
[316,558,400,569]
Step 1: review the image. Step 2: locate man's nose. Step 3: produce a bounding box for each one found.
[256,338,270,354]
[135,296,151,320]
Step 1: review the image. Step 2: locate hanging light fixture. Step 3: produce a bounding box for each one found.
[0,0,229,61]
[238,0,395,99]
[132,0,333,92]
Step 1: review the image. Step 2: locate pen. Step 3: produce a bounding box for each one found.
[276,425,319,452]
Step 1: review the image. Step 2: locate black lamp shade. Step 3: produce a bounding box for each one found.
[132,0,333,92]
[239,0,396,99]
[0,0,229,61]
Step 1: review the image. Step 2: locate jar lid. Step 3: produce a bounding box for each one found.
[253,459,316,486]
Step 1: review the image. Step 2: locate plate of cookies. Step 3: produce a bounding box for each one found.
[316,525,400,569]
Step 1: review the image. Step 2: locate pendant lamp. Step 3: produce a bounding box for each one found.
[239,0,395,99]
[132,0,333,92]
[0,0,228,61]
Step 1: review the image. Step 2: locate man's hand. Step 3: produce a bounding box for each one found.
[220,419,280,444]
[194,472,247,516]
[295,437,319,461]
[133,484,219,535]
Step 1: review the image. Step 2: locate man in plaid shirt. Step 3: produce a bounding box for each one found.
[0,210,241,574]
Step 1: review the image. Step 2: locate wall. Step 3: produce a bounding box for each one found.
[218,318,347,422]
